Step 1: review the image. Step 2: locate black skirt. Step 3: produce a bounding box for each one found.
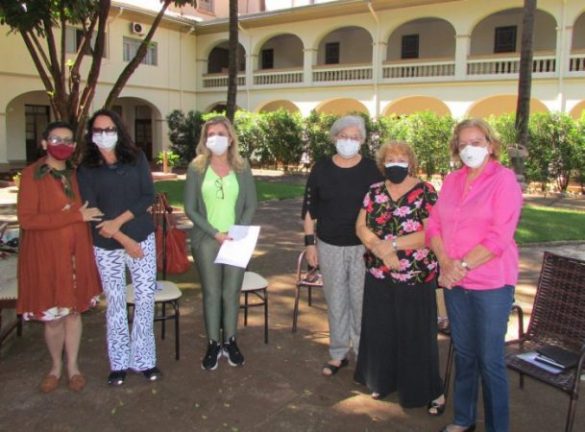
[354,272,443,408]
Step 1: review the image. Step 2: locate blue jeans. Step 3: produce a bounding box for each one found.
[445,285,514,432]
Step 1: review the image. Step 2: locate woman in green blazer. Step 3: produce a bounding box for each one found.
[184,116,257,371]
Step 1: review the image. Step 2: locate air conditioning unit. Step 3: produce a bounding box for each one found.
[130,22,146,35]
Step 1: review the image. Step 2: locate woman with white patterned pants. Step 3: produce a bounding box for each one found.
[94,233,157,372]
[78,109,161,386]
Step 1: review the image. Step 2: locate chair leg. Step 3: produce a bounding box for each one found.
[16,314,23,337]
[443,337,454,399]
[308,286,313,306]
[161,302,167,340]
[174,300,180,361]
[292,286,301,333]
[244,292,249,326]
[264,289,268,344]
[565,396,577,432]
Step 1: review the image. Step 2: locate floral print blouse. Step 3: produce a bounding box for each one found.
[363,181,438,284]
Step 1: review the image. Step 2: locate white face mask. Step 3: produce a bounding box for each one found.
[206,135,229,156]
[93,132,118,150]
[335,139,360,159]
[459,145,489,168]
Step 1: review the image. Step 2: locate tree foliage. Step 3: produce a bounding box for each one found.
[0,0,195,138]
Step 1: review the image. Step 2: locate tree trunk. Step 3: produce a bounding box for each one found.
[226,0,239,122]
[104,0,172,109]
[514,0,536,179]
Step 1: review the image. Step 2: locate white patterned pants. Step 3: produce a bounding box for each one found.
[94,233,157,372]
[317,240,366,361]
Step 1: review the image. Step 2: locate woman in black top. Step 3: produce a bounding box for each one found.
[302,115,382,376]
[78,109,160,386]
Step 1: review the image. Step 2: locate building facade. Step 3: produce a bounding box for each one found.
[0,0,584,169]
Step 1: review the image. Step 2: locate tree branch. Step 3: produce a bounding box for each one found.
[104,0,172,108]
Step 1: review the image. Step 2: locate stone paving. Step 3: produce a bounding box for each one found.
[1,176,585,431]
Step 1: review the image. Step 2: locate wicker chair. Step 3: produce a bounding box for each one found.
[505,252,585,432]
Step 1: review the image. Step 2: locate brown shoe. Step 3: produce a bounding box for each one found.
[68,374,86,392]
[40,374,60,393]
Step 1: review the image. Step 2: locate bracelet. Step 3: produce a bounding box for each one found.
[461,260,470,270]
[304,234,316,247]
[392,238,398,251]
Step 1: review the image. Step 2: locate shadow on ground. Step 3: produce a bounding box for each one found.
[1,195,585,431]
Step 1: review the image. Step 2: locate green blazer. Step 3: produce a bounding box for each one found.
[184,159,258,247]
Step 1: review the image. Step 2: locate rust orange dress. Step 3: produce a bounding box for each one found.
[16,158,102,321]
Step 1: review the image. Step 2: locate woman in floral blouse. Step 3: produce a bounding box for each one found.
[354,141,445,414]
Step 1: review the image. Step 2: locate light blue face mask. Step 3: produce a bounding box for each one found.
[93,132,118,150]
[335,139,360,159]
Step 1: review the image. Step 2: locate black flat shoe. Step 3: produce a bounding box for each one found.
[439,425,476,432]
[428,399,446,416]
[321,358,349,377]
[142,366,162,382]
[107,370,127,386]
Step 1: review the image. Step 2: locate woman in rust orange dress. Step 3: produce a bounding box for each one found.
[17,121,103,393]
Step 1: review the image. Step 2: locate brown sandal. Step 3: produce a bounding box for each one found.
[40,374,60,393]
[68,374,86,392]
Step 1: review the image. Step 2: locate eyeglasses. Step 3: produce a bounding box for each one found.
[92,127,117,134]
[458,139,487,150]
[47,136,74,146]
[215,178,224,199]
[337,134,361,141]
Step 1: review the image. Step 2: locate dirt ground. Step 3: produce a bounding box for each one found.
[2,184,585,431]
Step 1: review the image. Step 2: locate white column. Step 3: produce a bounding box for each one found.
[560,25,573,76]
[303,48,317,85]
[246,54,257,87]
[455,34,470,80]
[196,58,208,92]
[0,111,7,166]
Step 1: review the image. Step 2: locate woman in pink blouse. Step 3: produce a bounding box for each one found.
[427,119,522,432]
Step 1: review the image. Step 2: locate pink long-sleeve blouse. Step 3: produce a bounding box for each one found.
[426,160,523,290]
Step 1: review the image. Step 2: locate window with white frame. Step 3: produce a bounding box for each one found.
[198,0,214,13]
[123,37,158,66]
[65,26,106,57]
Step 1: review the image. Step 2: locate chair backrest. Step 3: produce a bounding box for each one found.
[296,250,323,287]
[526,252,585,351]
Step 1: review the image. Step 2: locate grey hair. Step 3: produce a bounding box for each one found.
[329,115,366,144]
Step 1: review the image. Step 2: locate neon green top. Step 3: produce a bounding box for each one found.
[202,167,239,233]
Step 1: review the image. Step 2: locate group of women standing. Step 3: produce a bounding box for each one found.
[18,109,163,392]
[16,109,521,431]
[303,115,522,432]
[17,112,255,392]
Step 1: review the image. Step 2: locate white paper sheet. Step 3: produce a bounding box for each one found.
[214,225,261,268]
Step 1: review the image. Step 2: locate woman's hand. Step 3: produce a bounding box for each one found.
[438,258,467,289]
[214,232,232,244]
[382,250,401,270]
[97,219,122,238]
[123,238,144,259]
[371,239,393,260]
[78,201,103,222]
[305,244,318,267]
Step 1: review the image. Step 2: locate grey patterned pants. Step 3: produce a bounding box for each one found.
[94,233,157,372]
[317,239,366,361]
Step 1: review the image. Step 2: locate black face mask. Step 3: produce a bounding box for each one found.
[384,165,409,184]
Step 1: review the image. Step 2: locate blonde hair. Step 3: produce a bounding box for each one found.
[376,141,418,176]
[449,118,501,162]
[193,116,245,173]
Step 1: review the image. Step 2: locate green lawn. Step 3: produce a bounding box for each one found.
[515,205,585,244]
[155,180,585,244]
[154,179,305,208]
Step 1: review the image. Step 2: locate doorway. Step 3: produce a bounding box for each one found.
[25,105,50,163]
